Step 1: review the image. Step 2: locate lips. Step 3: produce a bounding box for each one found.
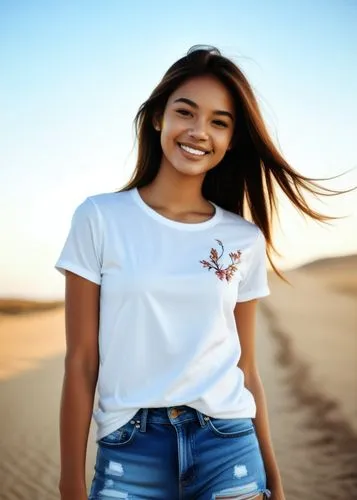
[178,142,211,155]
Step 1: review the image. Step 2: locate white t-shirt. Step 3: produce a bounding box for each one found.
[55,187,270,441]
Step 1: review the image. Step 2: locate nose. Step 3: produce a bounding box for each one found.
[187,119,209,141]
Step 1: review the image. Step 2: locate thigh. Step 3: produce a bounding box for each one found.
[193,417,271,499]
[88,420,179,499]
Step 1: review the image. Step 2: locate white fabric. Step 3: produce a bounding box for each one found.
[55,188,270,441]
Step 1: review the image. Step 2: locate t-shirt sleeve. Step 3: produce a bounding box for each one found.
[55,197,102,285]
[236,229,270,302]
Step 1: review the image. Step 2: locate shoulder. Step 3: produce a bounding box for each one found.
[218,207,264,246]
[87,189,132,211]
[69,190,133,230]
[76,189,133,221]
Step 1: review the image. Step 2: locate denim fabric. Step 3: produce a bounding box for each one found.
[89,405,272,499]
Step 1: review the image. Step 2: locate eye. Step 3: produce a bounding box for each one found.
[176,108,192,117]
[213,120,229,128]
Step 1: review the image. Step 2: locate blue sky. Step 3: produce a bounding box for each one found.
[1,0,356,299]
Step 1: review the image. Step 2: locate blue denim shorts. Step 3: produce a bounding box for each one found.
[89,405,272,499]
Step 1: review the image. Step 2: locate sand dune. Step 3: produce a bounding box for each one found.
[0,309,66,380]
[299,254,357,298]
[0,255,356,499]
[264,266,357,434]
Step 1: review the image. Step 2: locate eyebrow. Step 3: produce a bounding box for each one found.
[173,97,234,121]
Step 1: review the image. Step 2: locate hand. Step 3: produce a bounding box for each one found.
[268,484,286,500]
[60,492,87,500]
[59,482,88,500]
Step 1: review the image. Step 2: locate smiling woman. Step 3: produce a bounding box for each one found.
[152,75,235,181]
[55,45,347,500]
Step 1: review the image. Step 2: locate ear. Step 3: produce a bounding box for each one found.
[152,112,162,131]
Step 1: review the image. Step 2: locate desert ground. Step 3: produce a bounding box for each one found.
[0,255,356,499]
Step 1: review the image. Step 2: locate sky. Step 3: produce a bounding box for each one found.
[1,0,356,300]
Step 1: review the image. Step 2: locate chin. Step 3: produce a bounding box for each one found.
[173,164,211,177]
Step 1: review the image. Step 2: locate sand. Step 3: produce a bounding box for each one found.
[0,257,356,499]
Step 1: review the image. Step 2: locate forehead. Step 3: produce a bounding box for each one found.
[167,75,234,112]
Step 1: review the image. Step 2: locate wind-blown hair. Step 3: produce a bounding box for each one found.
[121,45,347,277]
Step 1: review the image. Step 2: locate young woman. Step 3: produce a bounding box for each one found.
[56,45,341,500]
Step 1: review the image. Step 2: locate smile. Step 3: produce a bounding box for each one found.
[178,143,210,156]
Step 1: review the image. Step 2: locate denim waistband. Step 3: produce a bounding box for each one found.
[129,405,210,433]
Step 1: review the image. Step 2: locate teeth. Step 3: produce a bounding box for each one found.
[180,144,206,156]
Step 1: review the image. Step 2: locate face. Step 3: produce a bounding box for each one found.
[155,75,235,178]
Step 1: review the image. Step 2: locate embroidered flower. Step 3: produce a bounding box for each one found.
[200,239,241,282]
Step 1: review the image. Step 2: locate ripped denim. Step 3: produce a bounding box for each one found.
[89,406,272,499]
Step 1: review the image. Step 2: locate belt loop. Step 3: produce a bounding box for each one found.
[139,408,148,433]
[195,409,210,428]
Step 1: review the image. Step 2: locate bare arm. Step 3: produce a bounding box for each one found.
[234,300,285,498]
[59,271,100,500]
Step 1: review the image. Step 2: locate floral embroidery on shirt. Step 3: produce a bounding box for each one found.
[200,239,241,282]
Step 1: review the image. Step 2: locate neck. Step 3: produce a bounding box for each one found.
[138,160,211,213]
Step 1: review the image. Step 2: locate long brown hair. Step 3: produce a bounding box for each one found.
[121,45,349,277]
